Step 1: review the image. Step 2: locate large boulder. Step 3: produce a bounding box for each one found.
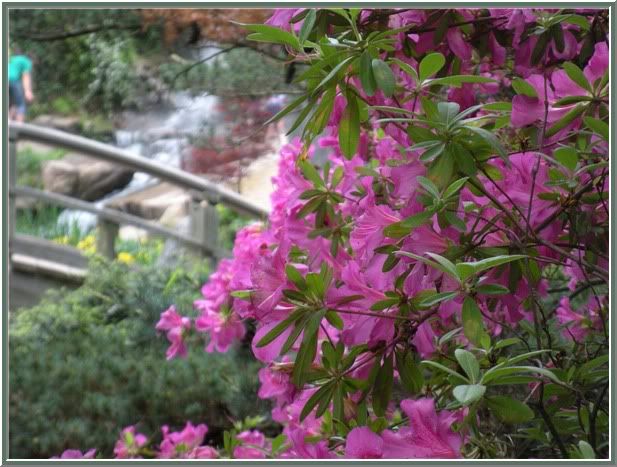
[31,114,81,133]
[41,159,79,196]
[41,155,134,201]
[106,182,190,220]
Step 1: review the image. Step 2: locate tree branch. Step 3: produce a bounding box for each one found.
[12,23,142,41]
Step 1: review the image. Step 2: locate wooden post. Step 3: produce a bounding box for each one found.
[189,195,220,264]
[96,219,119,260]
[8,129,18,259]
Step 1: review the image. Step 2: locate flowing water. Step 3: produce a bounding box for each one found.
[57,89,226,233]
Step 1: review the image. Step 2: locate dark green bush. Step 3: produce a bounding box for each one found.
[9,257,269,459]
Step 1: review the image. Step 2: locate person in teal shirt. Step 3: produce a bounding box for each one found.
[9,46,34,122]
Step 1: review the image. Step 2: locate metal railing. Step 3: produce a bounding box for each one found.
[8,122,270,266]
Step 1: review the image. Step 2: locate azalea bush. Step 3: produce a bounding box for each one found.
[52,8,609,460]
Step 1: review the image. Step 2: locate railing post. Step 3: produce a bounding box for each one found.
[189,195,220,264]
[8,128,18,256]
[96,219,119,260]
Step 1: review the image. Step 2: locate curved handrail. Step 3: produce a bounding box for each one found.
[9,122,270,219]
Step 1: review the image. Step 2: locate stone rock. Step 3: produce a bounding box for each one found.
[41,159,79,196]
[32,114,81,133]
[107,182,190,220]
[159,204,189,228]
[118,226,149,242]
[41,155,134,201]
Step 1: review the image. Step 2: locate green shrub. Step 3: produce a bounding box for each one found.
[9,257,270,459]
[16,147,66,189]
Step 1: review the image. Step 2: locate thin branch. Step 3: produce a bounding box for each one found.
[13,23,142,41]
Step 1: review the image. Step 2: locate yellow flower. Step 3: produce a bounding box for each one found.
[117,252,135,264]
[77,235,96,251]
[53,235,70,245]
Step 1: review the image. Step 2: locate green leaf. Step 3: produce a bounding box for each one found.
[286,96,318,136]
[372,353,393,416]
[383,210,434,238]
[419,52,445,81]
[256,309,303,348]
[486,396,534,424]
[482,102,512,112]
[325,310,344,330]
[445,212,467,232]
[530,32,549,66]
[314,55,357,93]
[512,78,538,98]
[299,160,325,187]
[583,116,609,141]
[453,384,486,405]
[450,143,476,175]
[300,382,334,421]
[426,75,497,88]
[418,291,459,308]
[422,360,469,384]
[553,147,578,171]
[553,95,593,107]
[359,51,377,96]
[552,23,565,53]
[397,251,461,282]
[443,177,469,199]
[298,9,317,44]
[339,92,360,159]
[563,15,590,30]
[455,348,480,383]
[285,264,307,290]
[578,441,596,459]
[482,363,559,385]
[475,283,510,295]
[407,125,435,143]
[396,350,424,394]
[416,175,440,199]
[546,104,586,137]
[243,24,301,50]
[437,102,460,127]
[563,61,592,93]
[421,96,439,121]
[419,142,446,162]
[462,297,488,347]
[456,254,526,281]
[391,57,418,82]
[230,290,252,300]
[292,311,325,387]
[425,252,458,278]
[265,93,309,126]
[271,434,287,453]
[372,59,396,97]
[464,126,507,159]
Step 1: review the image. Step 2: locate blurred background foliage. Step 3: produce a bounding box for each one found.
[9,8,294,116]
[9,257,272,458]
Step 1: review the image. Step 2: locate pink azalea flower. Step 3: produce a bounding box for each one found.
[233,430,268,459]
[156,305,191,360]
[52,449,96,459]
[266,9,304,32]
[281,427,334,459]
[381,398,463,458]
[345,427,384,458]
[194,307,245,353]
[446,28,472,60]
[158,422,215,459]
[114,425,148,459]
[257,365,296,404]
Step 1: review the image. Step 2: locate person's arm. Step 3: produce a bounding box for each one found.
[22,72,34,102]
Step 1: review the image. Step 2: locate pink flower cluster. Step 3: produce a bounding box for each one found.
[150,8,608,459]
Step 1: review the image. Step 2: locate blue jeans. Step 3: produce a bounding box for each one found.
[9,80,26,116]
